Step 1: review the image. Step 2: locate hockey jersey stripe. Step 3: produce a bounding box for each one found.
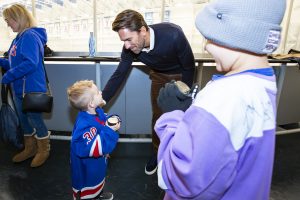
[89,135,103,157]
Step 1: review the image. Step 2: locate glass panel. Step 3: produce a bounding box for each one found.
[164,10,170,22]
[95,0,208,53]
[0,0,295,55]
[96,0,164,52]
[36,0,94,52]
[164,0,208,54]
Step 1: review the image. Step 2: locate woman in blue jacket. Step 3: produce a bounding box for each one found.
[0,4,50,167]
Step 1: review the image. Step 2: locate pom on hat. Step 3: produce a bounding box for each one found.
[195,0,286,54]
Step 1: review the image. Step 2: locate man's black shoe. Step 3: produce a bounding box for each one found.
[145,155,158,175]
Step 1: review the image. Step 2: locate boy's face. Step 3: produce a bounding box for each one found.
[90,84,104,107]
[205,40,239,73]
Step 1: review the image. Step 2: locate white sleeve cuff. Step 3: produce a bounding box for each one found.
[157,160,168,190]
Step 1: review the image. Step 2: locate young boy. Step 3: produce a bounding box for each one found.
[155,0,286,199]
[67,80,120,200]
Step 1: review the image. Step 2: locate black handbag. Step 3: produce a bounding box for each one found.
[22,62,53,113]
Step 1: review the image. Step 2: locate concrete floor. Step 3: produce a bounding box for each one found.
[1,133,300,200]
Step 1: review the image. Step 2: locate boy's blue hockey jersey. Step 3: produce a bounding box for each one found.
[71,108,119,199]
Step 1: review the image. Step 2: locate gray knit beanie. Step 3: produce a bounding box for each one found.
[195,0,286,54]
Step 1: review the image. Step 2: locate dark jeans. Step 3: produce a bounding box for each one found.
[149,70,182,153]
[13,95,48,138]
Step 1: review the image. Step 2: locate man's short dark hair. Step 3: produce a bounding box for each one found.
[112,9,149,32]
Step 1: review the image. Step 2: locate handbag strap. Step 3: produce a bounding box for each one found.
[31,29,49,84]
[42,61,52,95]
[1,69,8,104]
[42,60,49,84]
[22,30,51,95]
[1,83,18,115]
[23,60,52,96]
[1,69,18,111]
[1,84,9,104]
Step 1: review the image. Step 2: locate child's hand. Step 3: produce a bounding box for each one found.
[157,80,199,113]
[106,115,121,131]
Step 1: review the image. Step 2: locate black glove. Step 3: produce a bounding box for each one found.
[157,80,199,113]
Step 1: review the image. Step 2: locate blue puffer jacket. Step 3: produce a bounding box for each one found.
[0,27,47,97]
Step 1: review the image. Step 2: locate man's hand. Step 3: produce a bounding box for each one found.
[157,80,199,113]
[99,100,106,108]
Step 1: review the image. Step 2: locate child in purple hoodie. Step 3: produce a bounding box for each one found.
[155,0,286,199]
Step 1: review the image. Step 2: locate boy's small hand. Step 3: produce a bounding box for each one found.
[157,80,199,113]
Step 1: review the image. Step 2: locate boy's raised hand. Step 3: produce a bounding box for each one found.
[157,80,199,113]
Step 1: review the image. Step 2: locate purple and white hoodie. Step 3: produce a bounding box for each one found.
[155,68,277,200]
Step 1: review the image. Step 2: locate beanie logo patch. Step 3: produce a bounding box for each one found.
[262,30,281,54]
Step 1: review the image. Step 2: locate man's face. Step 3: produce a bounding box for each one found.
[117,27,147,54]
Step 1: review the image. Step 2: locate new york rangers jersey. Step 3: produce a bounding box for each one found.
[71,108,119,199]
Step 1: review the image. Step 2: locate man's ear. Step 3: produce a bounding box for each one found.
[140,26,147,35]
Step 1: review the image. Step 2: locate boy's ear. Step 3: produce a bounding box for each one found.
[88,100,96,109]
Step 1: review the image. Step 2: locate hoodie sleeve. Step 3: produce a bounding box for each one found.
[155,106,238,199]
[72,118,119,158]
[102,46,134,102]
[2,32,41,84]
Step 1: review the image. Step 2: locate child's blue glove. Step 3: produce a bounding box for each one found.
[157,80,199,113]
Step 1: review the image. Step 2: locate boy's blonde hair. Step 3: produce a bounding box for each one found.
[3,4,37,33]
[67,80,95,110]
